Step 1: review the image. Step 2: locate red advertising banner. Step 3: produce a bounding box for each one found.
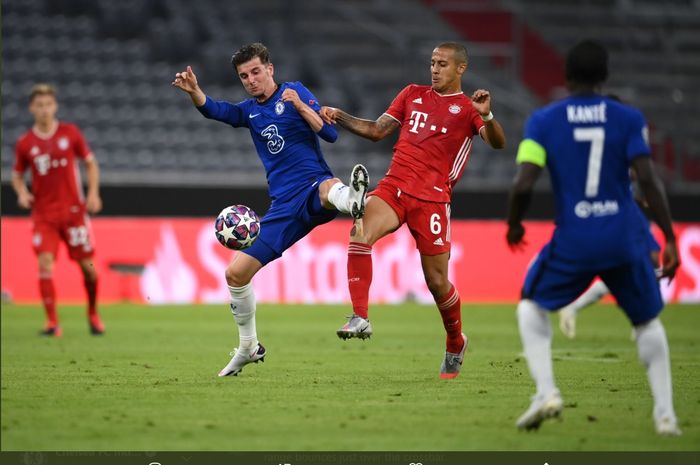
[2,217,699,304]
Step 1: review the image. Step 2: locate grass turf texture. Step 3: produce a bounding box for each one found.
[1,302,698,451]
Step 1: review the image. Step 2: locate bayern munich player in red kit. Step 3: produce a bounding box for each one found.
[11,84,105,336]
[321,42,506,378]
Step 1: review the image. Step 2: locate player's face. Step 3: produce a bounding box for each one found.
[236,57,275,99]
[29,94,58,125]
[430,48,466,94]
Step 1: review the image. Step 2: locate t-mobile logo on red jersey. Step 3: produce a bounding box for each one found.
[409,110,429,133]
[408,110,447,135]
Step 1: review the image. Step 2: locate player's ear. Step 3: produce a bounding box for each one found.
[268,62,274,77]
[457,62,467,76]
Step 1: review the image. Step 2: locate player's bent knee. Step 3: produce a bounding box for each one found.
[79,259,98,280]
[224,265,250,288]
[318,178,341,202]
[425,274,450,297]
[38,254,55,274]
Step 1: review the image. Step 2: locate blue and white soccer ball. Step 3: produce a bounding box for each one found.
[214,205,261,250]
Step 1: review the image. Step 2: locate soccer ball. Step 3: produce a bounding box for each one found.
[214,205,261,250]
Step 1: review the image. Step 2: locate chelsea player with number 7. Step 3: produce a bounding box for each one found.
[173,43,369,377]
[506,40,681,435]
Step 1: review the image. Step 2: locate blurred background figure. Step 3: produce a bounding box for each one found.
[11,83,105,336]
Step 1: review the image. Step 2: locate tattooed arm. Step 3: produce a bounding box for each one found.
[319,107,400,142]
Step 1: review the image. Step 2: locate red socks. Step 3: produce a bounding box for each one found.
[347,242,372,319]
[39,274,57,326]
[437,284,463,353]
[348,241,462,355]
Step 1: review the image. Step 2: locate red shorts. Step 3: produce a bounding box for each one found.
[32,208,95,261]
[369,179,451,256]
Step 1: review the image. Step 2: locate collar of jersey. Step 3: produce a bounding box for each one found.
[32,121,60,140]
[432,89,464,98]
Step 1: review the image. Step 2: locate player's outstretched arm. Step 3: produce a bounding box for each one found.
[631,156,680,280]
[11,171,34,209]
[505,162,542,251]
[172,65,206,107]
[320,107,399,142]
[472,89,506,149]
[282,89,337,142]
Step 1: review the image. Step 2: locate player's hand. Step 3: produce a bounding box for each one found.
[506,222,528,252]
[320,106,339,124]
[86,193,102,214]
[471,89,492,117]
[281,89,303,110]
[17,191,34,209]
[660,241,680,282]
[172,66,200,94]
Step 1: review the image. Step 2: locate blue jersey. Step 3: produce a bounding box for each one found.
[516,94,651,269]
[197,81,336,201]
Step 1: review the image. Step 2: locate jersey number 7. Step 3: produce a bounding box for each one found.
[574,127,605,198]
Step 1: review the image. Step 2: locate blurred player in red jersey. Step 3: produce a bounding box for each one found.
[321,42,506,378]
[11,84,105,337]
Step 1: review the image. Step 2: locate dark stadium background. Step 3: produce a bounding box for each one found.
[2,0,699,221]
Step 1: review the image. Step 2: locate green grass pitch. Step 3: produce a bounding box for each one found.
[1,302,698,451]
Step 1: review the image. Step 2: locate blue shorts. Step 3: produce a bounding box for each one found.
[522,242,663,325]
[242,178,338,266]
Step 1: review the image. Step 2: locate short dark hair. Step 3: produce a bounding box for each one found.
[436,42,468,65]
[565,40,608,86]
[231,43,270,69]
[30,83,57,102]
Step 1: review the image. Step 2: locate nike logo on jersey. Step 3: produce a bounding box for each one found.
[249,113,261,119]
[433,237,445,246]
[412,97,423,104]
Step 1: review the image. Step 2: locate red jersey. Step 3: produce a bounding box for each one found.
[383,84,485,202]
[14,122,93,220]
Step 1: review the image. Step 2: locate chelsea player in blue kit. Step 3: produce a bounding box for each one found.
[173,43,369,377]
[506,41,681,435]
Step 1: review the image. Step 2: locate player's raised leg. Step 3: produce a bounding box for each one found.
[515,299,563,430]
[78,258,104,335]
[338,195,400,340]
[218,251,266,377]
[558,280,610,339]
[37,252,61,337]
[321,164,369,219]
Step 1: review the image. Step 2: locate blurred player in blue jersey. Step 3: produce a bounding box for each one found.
[172,43,369,377]
[559,170,663,338]
[506,40,681,435]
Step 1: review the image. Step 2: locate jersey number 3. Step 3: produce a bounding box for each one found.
[574,127,605,198]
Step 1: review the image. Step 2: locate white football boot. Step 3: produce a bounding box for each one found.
[348,164,369,220]
[655,416,682,436]
[440,333,469,379]
[516,390,564,430]
[218,343,266,377]
[337,314,373,340]
[558,306,577,339]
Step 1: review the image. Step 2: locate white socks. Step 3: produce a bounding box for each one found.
[228,283,258,353]
[517,299,557,398]
[327,182,352,214]
[566,280,609,314]
[635,318,677,423]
